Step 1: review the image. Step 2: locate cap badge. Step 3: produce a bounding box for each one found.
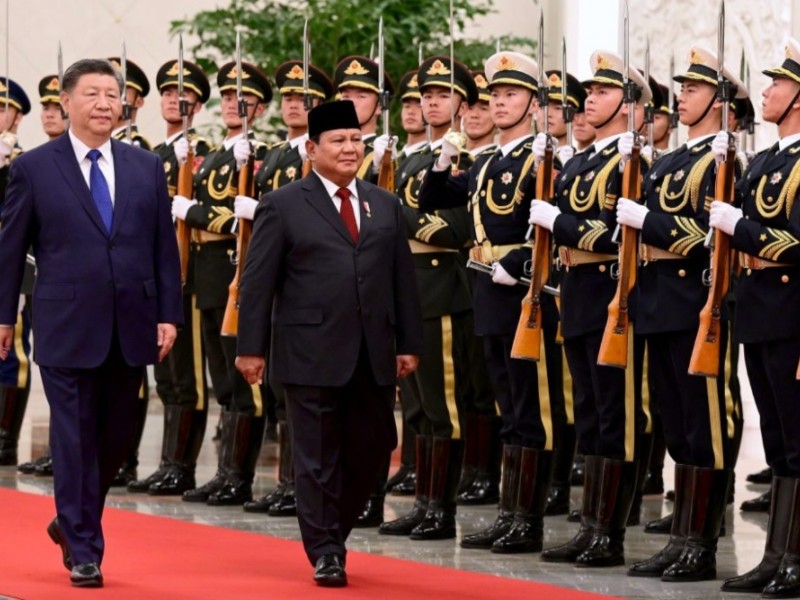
[427,59,451,76]
[46,77,60,91]
[344,60,369,76]
[227,66,250,80]
[166,63,191,77]
[595,54,613,71]
[287,65,304,80]
[548,73,561,86]
[474,74,488,88]
[498,55,518,71]
[409,74,419,88]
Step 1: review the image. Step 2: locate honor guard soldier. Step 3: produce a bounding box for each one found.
[126,59,212,496]
[456,70,502,507]
[712,37,800,598]
[332,55,393,182]
[237,59,333,518]
[108,57,152,150]
[172,61,270,506]
[616,46,746,581]
[0,77,30,467]
[529,50,651,567]
[378,56,478,540]
[15,75,67,477]
[418,51,565,555]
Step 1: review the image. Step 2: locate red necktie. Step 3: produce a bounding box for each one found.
[336,187,359,243]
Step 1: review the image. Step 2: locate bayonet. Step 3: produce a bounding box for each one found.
[121,41,132,141]
[561,37,573,148]
[449,0,455,129]
[58,41,68,124]
[420,42,431,145]
[302,19,312,111]
[669,53,677,146]
[235,26,249,141]
[537,8,548,139]
[644,38,654,151]
[378,16,390,137]
[3,0,8,131]
[178,33,189,140]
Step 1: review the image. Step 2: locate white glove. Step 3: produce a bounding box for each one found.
[491,263,518,286]
[297,133,309,162]
[234,195,258,221]
[641,145,654,164]
[712,131,733,165]
[233,138,251,167]
[709,201,743,236]
[171,195,197,221]
[618,131,636,161]
[0,135,14,161]
[532,132,557,165]
[174,138,190,166]
[616,197,649,230]
[434,136,460,170]
[528,199,560,232]
[372,134,399,169]
[556,144,575,165]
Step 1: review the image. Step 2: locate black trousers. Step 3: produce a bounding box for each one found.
[284,342,397,564]
[40,332,143,566]
[744,337,800,476]
[154,293,208,410]
[647,329,732,469]
[564,329,641,460]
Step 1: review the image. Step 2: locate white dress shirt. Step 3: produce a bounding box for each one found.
[314,170,361,230]
[68,129,116,204]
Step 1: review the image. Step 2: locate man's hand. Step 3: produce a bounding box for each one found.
[171,195,197,221]
[236,355,266,385]
[709,201,743,236]
[0,133,15,163]
[556,144,576,165]
[157,323,177,362]
[234,195,258,221]
[396,355,419,378]
[0,325,13,361]
[174,138,190,165]
[372,134,398,169]
[491,263,518,286]
[529,199,560,232]
[298,134,309,162]
[616,197,649,230]
[712,130,733,165]
[532,132,557,166]
[618,131,636,162]
[233,138,251,167]
[434,136,460,171]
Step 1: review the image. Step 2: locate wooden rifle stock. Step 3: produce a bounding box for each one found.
[221,155,255,337]
[377,141,395,192]
[301,159,312,178]
[689,146,735,376]
[511,146,554,360]
[597,145,641,367]
[175,146,194,288]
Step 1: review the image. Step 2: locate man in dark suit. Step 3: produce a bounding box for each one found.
[0,58,182,588]
[235,100,423,587]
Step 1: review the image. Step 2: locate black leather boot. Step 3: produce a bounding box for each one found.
[267,422,296,516]
[741,487,772,513]
[128,403,176,493]
[642,424,666,495]
[747,466,773,484]
[628,432,653,527]
[644,511,673,534]
[456,413,478,497]
[244,420,291,513]
[575,458,638,568]
[661,467,730,581]
[542,455,603,563]
[380,435,432,535]
[460,444,521,549]
[410,437,463,540]
[722,476,794,593]
[458,415,500,505]
[491,448,553,554]
[111,380,148,485]
[183,409,234,502]
[354,454,390,528]
[18,454,51,475]
[760,479,800,598]
[0,386,28,466]
[629,463,693,577]
[571,454,585,486]
[149,405,207,495]
[546,423,575,516]
[387,417,416,495]
[208,413,266,506]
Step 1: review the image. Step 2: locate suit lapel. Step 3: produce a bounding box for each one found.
[303,173,355,245]
[355,180,372,246]
[52,134,109,237]
[110,140,132,239]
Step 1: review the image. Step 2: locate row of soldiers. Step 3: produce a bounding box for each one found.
[0,36,797,597]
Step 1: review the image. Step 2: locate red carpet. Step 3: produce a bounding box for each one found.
[0,487,622,600]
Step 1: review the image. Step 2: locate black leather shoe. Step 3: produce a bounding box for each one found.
[110,462,137,487]
[127,466,168,493]
[47,518,73,571]
[567,508,581,522]
[182,471,226,503]
[644,512,673,534]
[747,467,773,485]
[642,471,664,495]
[148,467,195,496]
[313,554,347,587]
[70,562,103,588]
[741,488,771,513]
[354,497,384,528]
[545,484,571,516]
[388,467,417,496]
[18,454,50,475]
[34,455,54,476]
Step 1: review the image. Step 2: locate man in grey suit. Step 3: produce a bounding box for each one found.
[236,100,423,587]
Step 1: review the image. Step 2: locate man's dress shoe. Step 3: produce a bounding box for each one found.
[47,518,72,571]
[314,554,347,587]
[70,563,103,588]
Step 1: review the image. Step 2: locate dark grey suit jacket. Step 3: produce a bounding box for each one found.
[237,171,423,387]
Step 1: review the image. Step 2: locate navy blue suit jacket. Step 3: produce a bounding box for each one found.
[0,134,183,368]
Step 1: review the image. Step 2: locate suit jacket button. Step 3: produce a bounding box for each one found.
[746,268,752,276]
[678,269,686,277]
[782,274,790,283]
[598,264,606,273]
[358,277,364,284]
[431,259,439,266]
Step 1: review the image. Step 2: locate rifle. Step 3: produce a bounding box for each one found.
[221,28,255,338]
[175,34,192,288]
[301,19,313,177]
[121,42,133,142]
[376,17,395,191]
[597,1,640,368]
[511,10,553,361]
[689,1,735,377]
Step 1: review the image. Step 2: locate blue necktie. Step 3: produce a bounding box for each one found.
[87,149,113,233]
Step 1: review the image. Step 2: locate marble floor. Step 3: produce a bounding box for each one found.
[0,362,775,600]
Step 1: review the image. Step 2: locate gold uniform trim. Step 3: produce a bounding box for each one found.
[624,327,636,462]
[667,216,706,256]
[537,333,553,450]
[13,310,28,389]
[706,375,724,469]
[641,345,652,434]
[207,169,235,201]
[658,153,715,213]
[251,383,263,417]
[576,220,608,251]
[191,296,205,411]
[440,316,460,439]
[756,159,800,219]
[562,346,574,424]
[759,229,800,261]
[415,214,450,243]
[569,154,621,212]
